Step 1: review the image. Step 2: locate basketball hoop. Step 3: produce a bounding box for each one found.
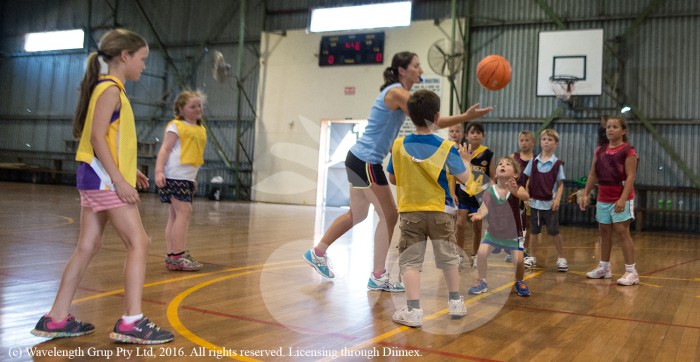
[549,75,580,102]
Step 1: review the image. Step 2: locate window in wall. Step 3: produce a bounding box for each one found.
[308,1,412,33]
[24,29,85,52]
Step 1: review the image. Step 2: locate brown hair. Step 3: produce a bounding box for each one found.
[498,156,520,175]
[72,29,148,139]
[606,116,629,143]
[173,90,207,125]
[380,51,417,91]
[519,130,535,142]
[407,90,440,127]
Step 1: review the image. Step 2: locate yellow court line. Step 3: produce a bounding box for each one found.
[74,259,299,303]
[644,275,700,282]
[0,215,74,232]
[167,265,304,362]
[323,270,545,360]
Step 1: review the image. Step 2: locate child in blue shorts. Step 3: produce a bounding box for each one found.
[579,117,639,286]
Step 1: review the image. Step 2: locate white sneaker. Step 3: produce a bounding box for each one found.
[617,272,640,286]
[392,306,423,327]
[471,255,478,268]
[556,258,568,272]
[448,296,467,318]
[504,253,513,263]
[524,256,536,268]
[586,266,612,279]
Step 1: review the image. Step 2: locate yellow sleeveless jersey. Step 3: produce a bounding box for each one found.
[75,75,137,187]
[392,136,453,213]
[463,144,489,196]
[169,119,207,166]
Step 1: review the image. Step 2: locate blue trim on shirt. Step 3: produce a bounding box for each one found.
[388,134,466,207]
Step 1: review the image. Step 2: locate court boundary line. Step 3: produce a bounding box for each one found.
[74,260,298,303]
[58,256,700,360]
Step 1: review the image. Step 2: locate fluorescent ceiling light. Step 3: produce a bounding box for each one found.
[25,29,84,52]
[309,1,412,33]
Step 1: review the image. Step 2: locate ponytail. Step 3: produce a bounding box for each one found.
[380,51,417,91]
[380,67,398,91]
[72,52,101,139]
[71,28,147,139]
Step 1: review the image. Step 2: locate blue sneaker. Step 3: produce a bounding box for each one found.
[368,271,405,292]
[515,280,530,297]
[303,248,334,278]
[468,279,488,295]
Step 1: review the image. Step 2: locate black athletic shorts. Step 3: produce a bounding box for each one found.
[345,151,388,188]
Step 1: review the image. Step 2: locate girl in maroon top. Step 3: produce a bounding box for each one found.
[579,117,639,286]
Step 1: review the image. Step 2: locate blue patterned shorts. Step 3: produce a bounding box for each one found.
[159,179,195,203]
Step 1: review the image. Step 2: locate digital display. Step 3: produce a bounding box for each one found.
[319,32,385,66]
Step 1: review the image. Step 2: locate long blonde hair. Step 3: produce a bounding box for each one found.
[72,29,147,139]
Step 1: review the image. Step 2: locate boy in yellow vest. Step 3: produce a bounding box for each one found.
[387,90,474,327]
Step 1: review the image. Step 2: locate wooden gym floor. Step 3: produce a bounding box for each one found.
[1,182,698,361]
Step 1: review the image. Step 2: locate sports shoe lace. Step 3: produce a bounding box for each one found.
[146,322,160,331]
[316,254,332,269]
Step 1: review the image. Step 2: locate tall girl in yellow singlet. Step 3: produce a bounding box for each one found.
[30,29,173,344]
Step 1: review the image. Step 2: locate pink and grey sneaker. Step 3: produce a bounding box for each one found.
[109,317,174,344]
[167,251,202,271]
[31,314,95,338]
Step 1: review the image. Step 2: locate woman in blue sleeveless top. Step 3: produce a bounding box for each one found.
[304,52,493,291]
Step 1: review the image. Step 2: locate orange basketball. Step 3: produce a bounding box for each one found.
[476,55,512,91]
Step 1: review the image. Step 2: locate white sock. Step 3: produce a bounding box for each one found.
[121,313,144,325]
[624,263,637,274]
[600,261,610,270]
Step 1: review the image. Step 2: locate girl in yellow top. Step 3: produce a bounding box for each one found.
[155,90,207,271]
[30,29,173,344]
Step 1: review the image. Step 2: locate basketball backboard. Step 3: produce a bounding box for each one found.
[537,29,603,97]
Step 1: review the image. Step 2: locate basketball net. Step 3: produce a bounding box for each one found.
[549,76,578,103]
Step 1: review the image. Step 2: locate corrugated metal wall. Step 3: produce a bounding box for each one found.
[0,0,262,199]
[1,0,699,228]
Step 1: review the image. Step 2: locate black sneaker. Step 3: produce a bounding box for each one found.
[109,317,174,344]
[31,314,95,338]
